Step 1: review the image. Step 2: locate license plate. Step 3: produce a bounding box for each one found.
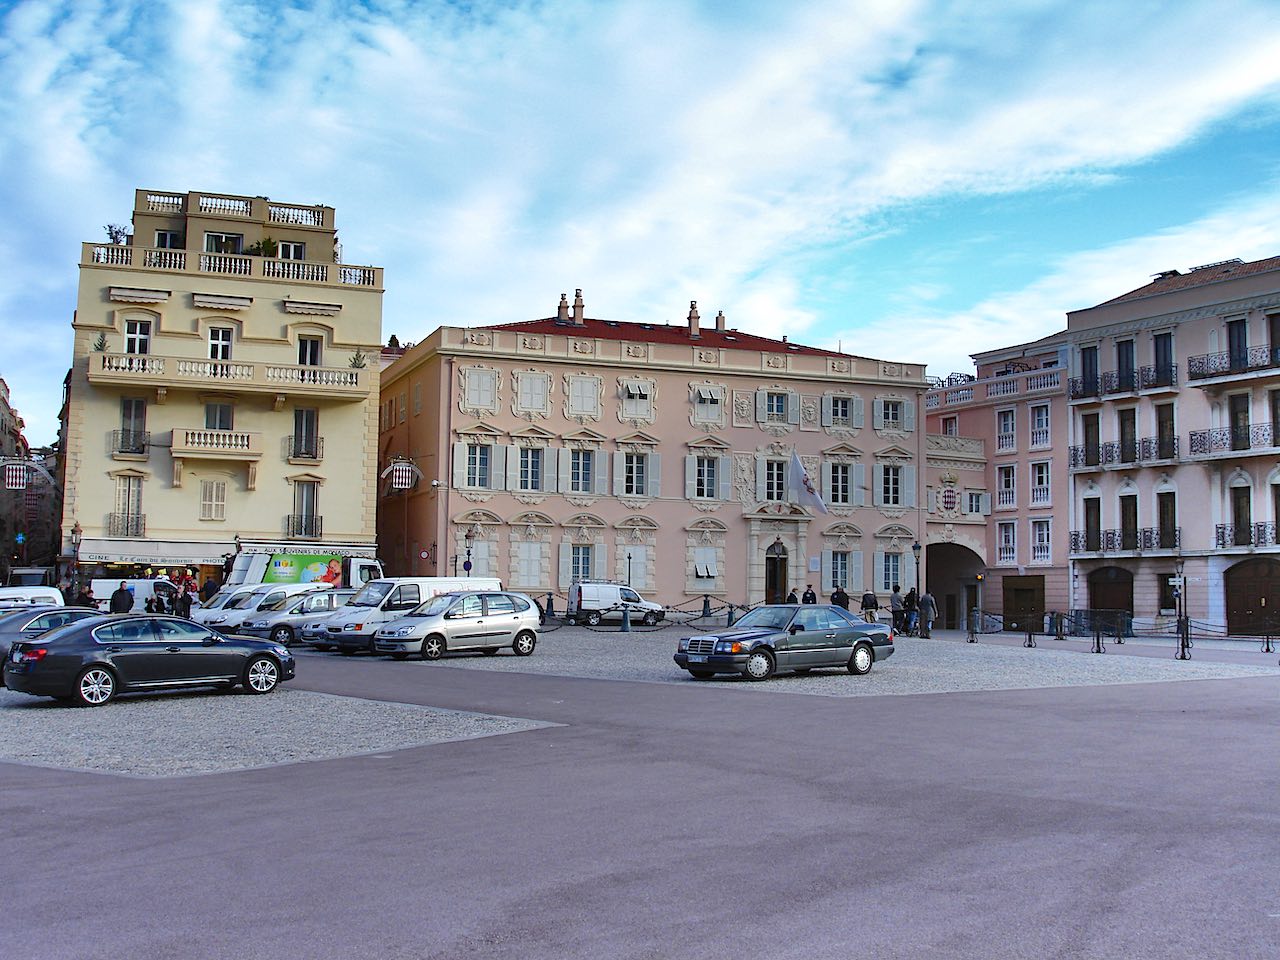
[688,655,707,663]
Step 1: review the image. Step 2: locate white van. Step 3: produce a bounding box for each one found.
[189,583,262,625]
[90,578,178,613]
[566,581,664,626]
[0,586,65,609]
[198,581,332,633]
[325,577,502,654]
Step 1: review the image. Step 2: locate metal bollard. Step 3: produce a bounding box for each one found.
[545,593,555,618]
[1024,622,1036,648]
[701,594,712,618]
[620,607,631,632]
[726,604,737,627]
[966,608,978,643]
[1092,624,1105,654]
[1175,615,1191,660]
[1054,612,1065,641]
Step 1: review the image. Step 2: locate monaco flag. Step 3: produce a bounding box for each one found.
[789,451,829,515]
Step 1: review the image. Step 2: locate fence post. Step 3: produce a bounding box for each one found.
[545,593,555,618]
[726,604,736,627]
[1024,621,1036,648]
[1092,623,1105,654]
[701,594,712,619]
[966,608,978,643]
[1054,611,1065,641]
[620,606,631,632]
[1175,615,1191,660]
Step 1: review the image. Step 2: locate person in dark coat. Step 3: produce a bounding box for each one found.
[109,582,134,614]
[144,596,155,614]
[75,587,96,609]
[831,586,850,610]
[200,578,218,603]
[801,585,817,604]
[918,590,937,638]
[176,587,193,619]
[860,590,879,622]
[785,588,799,604]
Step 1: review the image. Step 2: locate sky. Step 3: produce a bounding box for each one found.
[2,0,1280,446]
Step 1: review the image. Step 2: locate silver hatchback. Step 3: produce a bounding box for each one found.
[374,591,539,660]
[239,588,357,645]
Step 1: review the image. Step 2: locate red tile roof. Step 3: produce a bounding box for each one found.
[1096,255,1280,306]
[481,316,850,358]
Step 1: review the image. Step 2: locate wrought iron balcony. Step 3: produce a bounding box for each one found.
[110,429,149,455]
[1187,346,1280,381]
[1139,436,1179,460]
[1138,527,1180,550]
[1100,369,1138,394]
[107,513,145,537]
[285,435,325,461]
[286,514,323,538]
[1188,423,1276,456]
[1215,522,1277,548]
[1139,364,1177,389]
[1069,530,1103,553]
[1068,376,1100,400]
[1068,444,1104,469]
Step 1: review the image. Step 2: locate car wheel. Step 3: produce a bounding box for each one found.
[367,638,378,655]
[270,626,294,645]
[390,653,408,661]
[314,643,332,652]
[641,611,659,626]
[74,666,117,706]
[512,631,536,656]
[482,647,499,656]
[585,611,602,626]
[688,669,715,679]
[848,643,874,675]
[422,635,445,661]
[743,649,775,681]
[244,656,280,694]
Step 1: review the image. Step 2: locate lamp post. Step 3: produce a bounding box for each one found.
[911,540,922,597]
[69,521,82,596]
[626,551,633,586]
[463,528,474,577]
[1174,554,1191,660]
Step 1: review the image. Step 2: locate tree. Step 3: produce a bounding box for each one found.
[104,223,131,244]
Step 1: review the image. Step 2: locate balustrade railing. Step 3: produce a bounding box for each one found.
[1188,423,1276,455]
[924,394,940,410]
[997,546,1016,565]
[987,379,1019,398]
[1101,369,1138,394]
[1139,364,1177,389]
[174,429,258,453]
[1031,543,1051,562]
[1025,370,1061,391]
[268,203,324,226]
[1214,522,1277,548]
[996,432,1015,451]
[1138,527,1180,550]
[1068,444,1103,469]
[1069,530,1103,553]
[108,513,145,537]
[85,243,379,287]
[1187,346,1280,380]
[286,435,324,460]
[1139,435,1179,460]
[1030,427,1050,447]
[1030,485,1051,505]
[198,194,252,217]
[997,489,1016,507]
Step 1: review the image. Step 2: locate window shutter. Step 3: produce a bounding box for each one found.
[612,452,625,496]
[755,389,767,422]
[718,455,733,501]
[872,464,885,507]
[872,399,884,430]
[902,466,917,508]
[821,550,833,591]
[821,395,833,427]
[542,449,557,493]
[647,453,661,498]
[452,442,467,488]
[592,452,609,495]
[558,448,572,491]
[874,551,886,591]
[505,445,521,491]
[593,543,608,581]
[821,462,833,503]
[558,543,572,589]
[490,445,507,491]
[850,550,863,593]
[786,393,800,425]
[928,489,937,512]
[755,458,766,502]
[903,400,916,432]
[854,464,866,506]
[852,395,865,428]
[980,493,992,515]
[685,455,697,499]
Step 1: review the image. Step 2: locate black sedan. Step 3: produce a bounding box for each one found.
[674,604,894,680]
[0,606,101,685]
[3,614,295,706]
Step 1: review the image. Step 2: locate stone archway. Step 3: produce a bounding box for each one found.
[1225,558,1280,635]
[1087,566,1134,614]
[925,542,984,630]
[764,541,788,604]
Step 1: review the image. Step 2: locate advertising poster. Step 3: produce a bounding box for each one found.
[263,554,344,586]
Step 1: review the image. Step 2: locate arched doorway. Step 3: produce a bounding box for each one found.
[1088,566,1133,613]
[924,542,984,629]
[764,542,788,604]
[1225,558,1280,635]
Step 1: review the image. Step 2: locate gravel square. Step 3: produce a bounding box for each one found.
[0,686,555,778]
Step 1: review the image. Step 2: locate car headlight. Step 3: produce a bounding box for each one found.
[271,645,290,658]
[714,640,745,654]
[246,621,264,629]
[678,638,690,651]
[396,627,415,637]
[210,616,227,624]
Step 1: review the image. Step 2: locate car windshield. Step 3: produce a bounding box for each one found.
[732,607,795,630]
[224,593,256,610]
[408,595,456,618]
[260,594,293,612]
[350,581,394,607]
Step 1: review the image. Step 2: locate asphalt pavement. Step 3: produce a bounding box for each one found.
[3,632,1279,959]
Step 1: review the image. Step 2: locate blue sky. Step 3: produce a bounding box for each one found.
[2,0,1280,445]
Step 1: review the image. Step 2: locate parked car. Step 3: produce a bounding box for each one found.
[0,606,101,685]
[566,581,664,626]
[325,577,503,654]
[239,588,357,644]
[673,604,894,680]
[196,582,331,633]
[4,614,295,706]
[374,591,540,660]
[0,586,66,609]
[190,584,262,626]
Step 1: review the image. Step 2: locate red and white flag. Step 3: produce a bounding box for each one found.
[789,451,828,515]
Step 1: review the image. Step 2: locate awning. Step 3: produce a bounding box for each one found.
[77,539,237,565]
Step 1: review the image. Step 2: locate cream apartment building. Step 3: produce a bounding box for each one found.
[377,293,929,606]
[1064,255,1280,633]
[61,189,383,580]
[924,333,1070,629]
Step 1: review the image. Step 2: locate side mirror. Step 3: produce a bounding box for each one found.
[789,624,804,634]
[202,636,219,646]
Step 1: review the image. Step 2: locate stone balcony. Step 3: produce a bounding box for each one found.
[170,428,263,460]
[82,242,382,289]
[88,353,371,401]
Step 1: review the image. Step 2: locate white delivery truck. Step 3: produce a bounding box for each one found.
[221,552,383,592]
[566,581,665,626]
[324,577,502,654]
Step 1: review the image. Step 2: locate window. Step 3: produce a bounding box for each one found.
[941,416,958,437]
[209,327,233,361]
[1117,340,1136,390]
[766,392,788,423]
[880,552,900,592]
[1030,404,1050,447]
[119,397,146,454]
[695,456,718,499]
[1232,486,1252,545]
[513,541,542,588]
[570,450,593,493]
[997,409,1015,451]
[293,408,319,459]
[1080,345,1099,394]
[1118,408,1137,462]
[830,463,852,505]
[1084,498,1101,551]
[693,385,723,423]
[205,402,233,431]
[115,474,142,519]
[621,381,652,419]
[278,241,306,260]
[467,444,491,488]
[155,230,182,249]
[830,396,852,426]
[967,491,989,515]
[882,465,902,506]
[882,399,903,428]
[1120,494,1138,549]
[568,376,599,417]
[997,464,1015,507]
[398,393,406,423]
[412,382,422,416]
[204,232,243,254]
[519,448,543,491]
[571,545,593,582]
[1153,332,1175,386]
[125,319,151,355]
[997,522,1016,564]
[1031,519,1051,562]
[765,460,786,501]
[292,480,319,536]
[298,336,322,366]
[693,546,718,581]
[1030,462,1050,505]
[200,480,226,521]
[1082,412,1101,466]
[831,551,850,590]
[1158,491,1177,548]
[516,373,550,414]
[623,453,647,496]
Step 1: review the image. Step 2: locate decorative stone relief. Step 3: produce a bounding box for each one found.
[466,331,492,346]
[460,492,494,503]
[734,453,756,503]
[732,391,755,428]
[572,339,594,355]
[880,362,901,378]
[564,495,599,508]
[764,354,786,369]
[621,498,653,511]
[625,343,648,359]
[691,501,721,513]
[800,396,819,430]
[697,349,718,364]
[512,494,546,505]
[520,336,543,350]
[829,359,850,374]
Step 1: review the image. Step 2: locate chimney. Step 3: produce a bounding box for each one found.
[556,293,569,322]
[572,288,585,326]
[687,300,700,339]
[715,310,725,332]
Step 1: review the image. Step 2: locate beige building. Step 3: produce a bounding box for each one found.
[377,293,929,606]
[61,189,384,579]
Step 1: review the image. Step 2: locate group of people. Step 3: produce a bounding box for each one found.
[783,582,935,637]
[60,568,221,618]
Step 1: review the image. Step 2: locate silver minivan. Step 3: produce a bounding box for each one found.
[374,591,539,660]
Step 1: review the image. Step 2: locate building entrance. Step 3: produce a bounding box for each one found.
[764,542,788,604]
[1002,575,1045,631]
[1225,558,1280,635]
[1087,566,1134,613]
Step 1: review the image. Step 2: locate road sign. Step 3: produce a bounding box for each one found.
[14,533,24,544]
[419,550,429,560]
[1167,576,1183,587]
[462,560,472,572]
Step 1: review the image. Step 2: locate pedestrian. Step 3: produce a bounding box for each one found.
[176,586,193,619]
[75,586,96,609]
[860,589,879,623]
[785,587,799,603]
[918,590,936,638]
[801,584,817,604]
[144,596,155,614]
[831,585,850,610]
[109,581,134,614]
[903,588,919,634]
[200,577,219,602]
[59,579,74,605]
[889,584,904,632]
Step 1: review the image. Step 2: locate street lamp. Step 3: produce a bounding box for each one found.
[627,551,633,586]
[911,540,922,597]
[1174,554,1190,660]
[463,528,474,577]
[69,521,82,595]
